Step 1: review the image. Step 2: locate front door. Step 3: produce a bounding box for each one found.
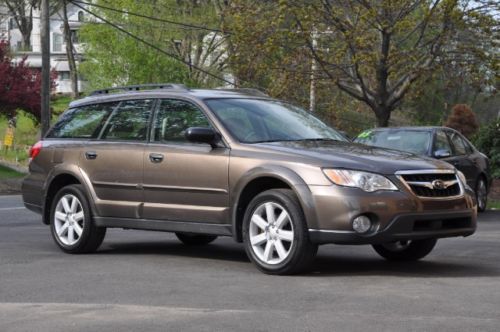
[79,99,154,218]
[143,99,230,224]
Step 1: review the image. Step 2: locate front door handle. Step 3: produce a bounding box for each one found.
[85,151,98,160]
[149,153,164,163]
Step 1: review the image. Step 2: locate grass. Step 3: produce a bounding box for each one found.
[487,199,500,210]
[0,96,73,166]
[0,164,24,180]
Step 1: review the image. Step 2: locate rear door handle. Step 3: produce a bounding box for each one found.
[149,153,164,163]
[85,151,97,160]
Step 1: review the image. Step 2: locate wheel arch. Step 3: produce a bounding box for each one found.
[231,167,317,242]
[42,169,95,225]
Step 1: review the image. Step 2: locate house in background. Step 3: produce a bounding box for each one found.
[0,3,86,94]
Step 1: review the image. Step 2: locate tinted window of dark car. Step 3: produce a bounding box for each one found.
[101,99,154,141]
[153,99,211,143]
[448,131,467,156]
[433,130,452,153]
[47,102,117,139]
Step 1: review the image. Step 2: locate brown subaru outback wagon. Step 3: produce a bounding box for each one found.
[22,84,477,274]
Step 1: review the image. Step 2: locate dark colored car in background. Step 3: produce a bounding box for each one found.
[355,127,491,211]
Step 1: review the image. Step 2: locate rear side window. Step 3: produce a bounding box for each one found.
[47,102,117,138]
[101,99,154,141]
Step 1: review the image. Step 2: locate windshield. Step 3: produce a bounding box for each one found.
[205,98,347,143]
[355,130,431,155]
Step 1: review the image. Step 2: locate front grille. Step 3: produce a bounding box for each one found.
[399,171,461,198]
[413,217,472,231]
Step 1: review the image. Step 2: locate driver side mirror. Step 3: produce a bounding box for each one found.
[434,149,451,158]
[185,127,220,148]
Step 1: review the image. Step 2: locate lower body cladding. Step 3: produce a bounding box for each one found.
[306,184,477,245]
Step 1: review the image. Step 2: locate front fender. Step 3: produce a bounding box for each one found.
[230,165,319,241]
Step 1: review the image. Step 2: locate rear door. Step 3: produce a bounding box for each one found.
[142,98,230,224]
[79,99,154,218]
[445,130,477,187]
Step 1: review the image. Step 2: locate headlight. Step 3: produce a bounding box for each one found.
[323,169,398,192]
[457,170,467,185]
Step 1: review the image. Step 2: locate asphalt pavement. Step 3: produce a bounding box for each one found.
[1,195,499,331]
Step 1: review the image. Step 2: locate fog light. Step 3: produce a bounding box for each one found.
[352,215,372,233]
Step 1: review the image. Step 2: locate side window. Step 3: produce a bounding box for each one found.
[433,131,451,153]
[448,131,467,156]
[101,99,154,141]
[47,102,117,139]
[153,99,211,143]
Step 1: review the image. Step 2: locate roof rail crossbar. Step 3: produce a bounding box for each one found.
[90,83,189,96]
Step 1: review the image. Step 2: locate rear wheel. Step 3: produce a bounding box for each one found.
[175,233,217,245]
[243,189,317,275]
[50,184,106,253]
[372,238,437,261]
[476,177,488,213]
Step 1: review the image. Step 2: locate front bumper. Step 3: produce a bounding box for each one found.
[305,182,477,245]
[309,209,476,244]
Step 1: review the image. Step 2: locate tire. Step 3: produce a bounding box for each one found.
[50,184,106,254]
[175,233,217,245]
[476,177,488,213]
[242,189,318,275]
[372,238,437,261]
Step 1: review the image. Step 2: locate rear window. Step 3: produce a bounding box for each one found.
[47,102,117,139]
[355,130,431,155]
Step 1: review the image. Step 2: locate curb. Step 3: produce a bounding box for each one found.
[0,159,29,174]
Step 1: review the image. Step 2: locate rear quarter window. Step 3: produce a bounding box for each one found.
[47,102,117,139]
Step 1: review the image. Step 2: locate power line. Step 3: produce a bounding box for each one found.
[68,0,234,86]
[72,0,227,34]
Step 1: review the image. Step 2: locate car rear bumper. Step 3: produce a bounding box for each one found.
[308,209,476,244]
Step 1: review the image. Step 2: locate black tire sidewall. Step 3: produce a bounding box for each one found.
[373,238,437,261]
[50,184,94,253]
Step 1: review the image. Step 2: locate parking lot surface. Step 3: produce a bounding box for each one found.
[1,195,499,331]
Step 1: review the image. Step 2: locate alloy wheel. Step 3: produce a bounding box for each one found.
[53,194,84,246]
[249,202,294,265]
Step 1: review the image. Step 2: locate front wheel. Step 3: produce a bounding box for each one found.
[476,177,488,213]
[243,189,317,275]
[372,238,437,261]
[50,184,106,254]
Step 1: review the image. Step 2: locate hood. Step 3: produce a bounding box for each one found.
[253,140,454,175]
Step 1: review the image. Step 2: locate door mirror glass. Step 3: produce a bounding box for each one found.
[434,149,451,158]
[185,127,217,147]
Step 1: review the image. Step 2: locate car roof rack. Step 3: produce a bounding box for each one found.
[215,87,269,97]
[90,83,189,96]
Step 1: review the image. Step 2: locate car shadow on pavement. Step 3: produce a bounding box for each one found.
[307,254,499,278]
[96,240,499,278]
[99,241,250,263]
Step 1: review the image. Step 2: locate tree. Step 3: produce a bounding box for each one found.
[60,0,78,97]
[78,0,230,90]
[0,40,54,123]
[444,104,479,138]
[2,0,39,50]
[225,0,499,126]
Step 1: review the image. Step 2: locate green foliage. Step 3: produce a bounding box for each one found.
[473,120,500,179]
[0,164,24,179]
[79,0,227,90]
[225,0,499,127]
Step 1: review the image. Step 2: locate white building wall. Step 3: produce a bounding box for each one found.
[5,4,87,94]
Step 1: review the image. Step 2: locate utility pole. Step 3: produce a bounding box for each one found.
[309,27,318,113]
[40,0,51,137]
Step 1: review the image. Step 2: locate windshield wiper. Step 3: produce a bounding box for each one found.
[249,138,341,144]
